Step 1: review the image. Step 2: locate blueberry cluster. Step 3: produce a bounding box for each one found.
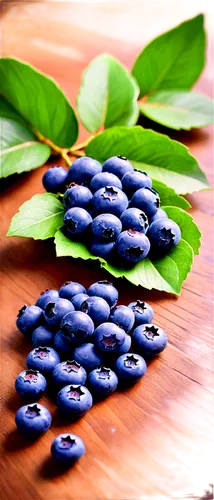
[15,280,168,466]
[43,156,181,265]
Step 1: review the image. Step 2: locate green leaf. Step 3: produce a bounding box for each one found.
[152,180,191,209]
[132,15,205,97]
[0,57,78,148]
[86,126,210,194]
[0,118,51,178]
[55,229,100,261]
[162,206,201,255]
[7,193,65,239]
[77,53,139,133]
[0,95,24,123]
[140,91,214,130]
[167,239,194,290]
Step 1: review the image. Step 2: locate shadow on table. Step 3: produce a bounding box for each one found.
[39,456,75,479]
[3,429,35,452]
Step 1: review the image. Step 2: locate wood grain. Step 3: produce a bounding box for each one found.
[1,3,213,500]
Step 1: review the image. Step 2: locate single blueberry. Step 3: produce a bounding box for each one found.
[57,384,93,418]
[26,346,60,375]
[67,157,102,186]
[148,218,181,252]
[63,185,92,211]
[59,281,86,301]
[51,433,85,465]
[122,170,152,197]
[15,370,47,401]
[149,208,168,223]
[132,323,168,357]
[88,366,118,399]
[88,280,118,308]
[60,311,94,345]
[92,186,128,217]
[80,296,110,326]
[116,333,131,354]
[36,289,59,310]
[52,360,87,389]
[16,305,43,336]
[44,298,74,329]
[71,293,89,310]
[109,305,135,333]
[32,325,55,347]
[130,187,160,217]
[90,240,116,261]
[64,207,92,236]
[91,213,122,241]
[94,323,126,353]
[42,166,68,194]
[72,343,104,372]
[54,330,73,357]
[116,230,150,264]
[128,300,154,326]
[120,208,149,234]
[15,403,52,438]
[103,156,133,180]
[115,353,147,384]
[90,172,122,193]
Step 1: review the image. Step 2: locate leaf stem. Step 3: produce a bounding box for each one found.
[61,151,71,167]
[70,134,95,153]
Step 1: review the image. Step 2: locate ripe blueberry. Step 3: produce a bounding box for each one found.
[15,369,47,401]
[15,403,52,438]
[88,280,118,308]
[120,208,149,234]
[64,207,92,236]
[51,433,85,465]
[94,323,126,352]
[130,187,160,217]
[36,289,59,310]
[90,240,116,261]
[128,300,154,326]
[148,218,181,252]
[59,281,86,300]
[32,325,55,347]
[115,353,147,384]
[91,213,122,241]
[26,346,60,375]
[116,230,150,264]
[103,156,133,180]
[54,330,73,357]
[16,305,43,336]
[88,366,118,399]
[122,170,152,197]
[44,298,74,329]
[57,384,93,418]
[42,166,68,194]
[149,208,168,223]
[63,185,92,211]
[92,186,128,217]
[81,296,110,326]
[72,343,104,372]
[71,293,89,310]
[60,311,94,345]
[90,172,122,193]
[132,323,168,357]
[67,157,102,186]
[109,305,135,333]
[52,360,87,389]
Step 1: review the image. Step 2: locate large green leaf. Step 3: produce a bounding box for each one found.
[140,91,214,130]
[0,118,51,178]
[152,180,191,209]
[0,57,78,148]
[7,193,65,239]
[162,206,201,255]
[0,95,24,123]
[132,15,205,97]
[86,126,210,194]
[77,54,139,133]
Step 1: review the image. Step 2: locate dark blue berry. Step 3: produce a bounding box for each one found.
[42,166,68,194]
[103,156,133,180]
[116,333,131,354]
[88,366,118,399]
[26,346,60,375]
[16,305,43,336]
[149,208,168,223]
[44,298,74,329]
[94,323,126,352]
[90,172,122,193]
[90,240,115,260]
[72,343,104,372]
[63,185,92,211]
[60,311,94,345]
[81,296,110,326]
[130,187,160,217]
[88,280,118,308]
[15,403,52,438]
[132,324,168,357]
[57,384,93,418]
[120,208,149,234]
[64,207,92,236]
[128,300,154,326]
[32,325,55,347]
[15,370,47,401]
[109,305,135,333]
[52,360,87,389]
[51,433,85,465]
[92,186,128,217]
[54,330,73,357]
[71,293,89,310]
[67,157,102,186]
[36,289,59,310]
[59,281,86,300]
[115,353,147,384]
[122,170,152,197]
[148,218,181,252]
[116,230,150,264]
[91,213,122,241]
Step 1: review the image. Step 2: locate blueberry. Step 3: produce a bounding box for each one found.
[44,298,74,329]
[148,218,181,252]
[32,326,55,347]
[130,187,160,217]
[149,208,168,223]
[63,185,92,211]
[132,324,168,357]
[36,289,59,310]
[51,433,85,465]
[52,360,87,389]
[103,156,133,180]
[94,323,126,353]
[88,366,118,399]
[92,186,128,217]
[60,311,94,345]
[116,230,150,264]
[120,208,149,234]
[15,370,47,401]
[91,213,122,241]
[109,305,135,333]
[81,296,110,326]
[42,166,68,194]
[64,207,92,237]
[73,343,104,372]
[67,157,102,186]
[16,305,43,336]
[128,300,154,326]
[122,170,152,197]
[116,333,131,354]
[57,384,93,418]
[71,293,89,310]
[90,240,116,261]
[15,403,52,438]
[90,172,122,193]
[115,353,147,384]
[88,280,118,308]
[54,330,73,357]
[26,346,60,375]
[59,281,86,301]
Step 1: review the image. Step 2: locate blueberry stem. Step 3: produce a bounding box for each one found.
[61,150,72,167]
[69,135,95,153]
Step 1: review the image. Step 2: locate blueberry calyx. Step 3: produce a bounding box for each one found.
[62,360,81,373]
[67,385,84,401]
[117,156,127,160]
[59,435,76,449]
[139,212,149,229]
[134,300,147,313]
[23,370,39,383]
[97,367,111,379]
[34,346,50,358]
[143,325,160,340]
[126,245,144,257]
[25,404,41,418]
[66,218,78,231]
[100,333,121,350]
[17,305,27,318]
[81,301,88,314]
[101,186,118,201]
[98,280,112,285]
[45,302,56,318]
[160,227,175,244]
[124,354,139,369]
[103,228,115,238]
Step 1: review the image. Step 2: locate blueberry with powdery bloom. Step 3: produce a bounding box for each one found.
[92,186,128,217]
[26,346,60,375]
[148,218,181,253]
[15,403,52,438]
[51,433,85,465]
[16,305,43,336]
[103,156,133,180]
[132,324,168,358]
[63,185,92,211]
[115,353,147,384]
[120,208,149,234]
[87,280,118,308]
[64,208,92,236]
[72,343,104,373]
[42,166,68,194]
[90,240,116,261]
[130,187,160,218]
[52,360,87,389]
[44,298,74,329]
[32,325,55,347]
[128,300,154,326]
[15,369,47,401]
[90,172,122,193]
[116,230,150,264]
[36,289,59,310]
[67,157,102,186]
[57,384,93,418]
[122,170,152,197]
[59,281,86,301]
[88,366,118,399]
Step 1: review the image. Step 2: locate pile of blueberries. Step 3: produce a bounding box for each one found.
[15,280,168,466]
[43,156,181,265]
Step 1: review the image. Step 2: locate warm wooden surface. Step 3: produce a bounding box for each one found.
[1,3,214,500]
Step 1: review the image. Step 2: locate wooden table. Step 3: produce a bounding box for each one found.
[1,3,213,499]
